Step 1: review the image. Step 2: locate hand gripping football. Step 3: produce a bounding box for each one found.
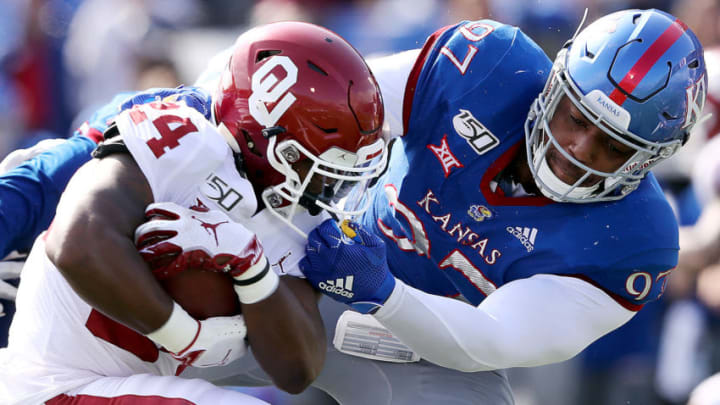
[135,202,243,319]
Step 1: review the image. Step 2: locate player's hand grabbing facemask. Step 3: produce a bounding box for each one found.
[135,202,279,305]
[300,219,396,314]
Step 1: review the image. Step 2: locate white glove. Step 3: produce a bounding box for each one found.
[0,138,67,174]
[147,302,248,368]
[135,202,279,304]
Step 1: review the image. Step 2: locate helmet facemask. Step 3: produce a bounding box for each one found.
[262,134,387,236]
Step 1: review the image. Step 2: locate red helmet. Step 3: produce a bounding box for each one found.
[213,21,386,233]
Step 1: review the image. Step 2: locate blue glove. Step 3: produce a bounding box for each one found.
[300,219,396,314]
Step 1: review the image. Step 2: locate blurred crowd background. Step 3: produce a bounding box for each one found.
[2,0,720,404]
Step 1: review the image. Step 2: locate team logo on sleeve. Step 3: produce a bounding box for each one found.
[271,251,292,274]
[452,109,499,155]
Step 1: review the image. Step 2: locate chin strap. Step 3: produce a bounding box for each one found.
[299,194,323,216]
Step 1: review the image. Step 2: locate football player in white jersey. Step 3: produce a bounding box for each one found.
[0,22,386,404]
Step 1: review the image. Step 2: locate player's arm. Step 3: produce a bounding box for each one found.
[301,219,635,371]
[0,134,98,257]
[372,274,634,371]
[677,199,720,275]
[42,85,216,328]
[46,155,248,368]
[137,202,325,393]
[44,153,170,332]
[243,275,326,393]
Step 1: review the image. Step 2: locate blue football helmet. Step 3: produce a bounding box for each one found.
[525,9,708,203]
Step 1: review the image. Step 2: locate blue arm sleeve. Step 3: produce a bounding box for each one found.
[0,134,96,257]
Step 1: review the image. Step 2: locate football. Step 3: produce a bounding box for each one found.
[158,265,241,320]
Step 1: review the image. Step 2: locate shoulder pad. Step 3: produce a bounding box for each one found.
[117,101,232,201]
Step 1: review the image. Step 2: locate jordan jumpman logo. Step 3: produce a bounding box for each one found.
[192,216,228,246]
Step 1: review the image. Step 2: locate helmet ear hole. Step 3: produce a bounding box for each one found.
[256,50,281,63]
[584,44,595,59]
[280,145,301,163]
[307,61,328,76]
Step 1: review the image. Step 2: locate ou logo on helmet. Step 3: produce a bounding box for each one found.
[249,56,298,127]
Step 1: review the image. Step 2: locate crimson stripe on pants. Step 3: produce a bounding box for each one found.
[47,393,194,404]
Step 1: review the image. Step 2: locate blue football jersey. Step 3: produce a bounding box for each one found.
[361,20,678,311]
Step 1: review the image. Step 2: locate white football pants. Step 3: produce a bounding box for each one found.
[45,373,269,405]
[188,296,515,405]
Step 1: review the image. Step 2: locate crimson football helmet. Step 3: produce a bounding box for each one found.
[213,22,386,234]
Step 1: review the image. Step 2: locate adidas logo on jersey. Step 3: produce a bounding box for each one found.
[318,276,355,298]
[506,226,537,252]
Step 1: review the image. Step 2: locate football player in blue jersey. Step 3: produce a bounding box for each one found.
[295,7,709,404]
[0,8,709,404]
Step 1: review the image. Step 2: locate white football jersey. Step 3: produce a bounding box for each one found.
[0,101,323,404]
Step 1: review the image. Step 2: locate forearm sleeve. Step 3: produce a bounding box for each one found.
[373,274,635,372]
